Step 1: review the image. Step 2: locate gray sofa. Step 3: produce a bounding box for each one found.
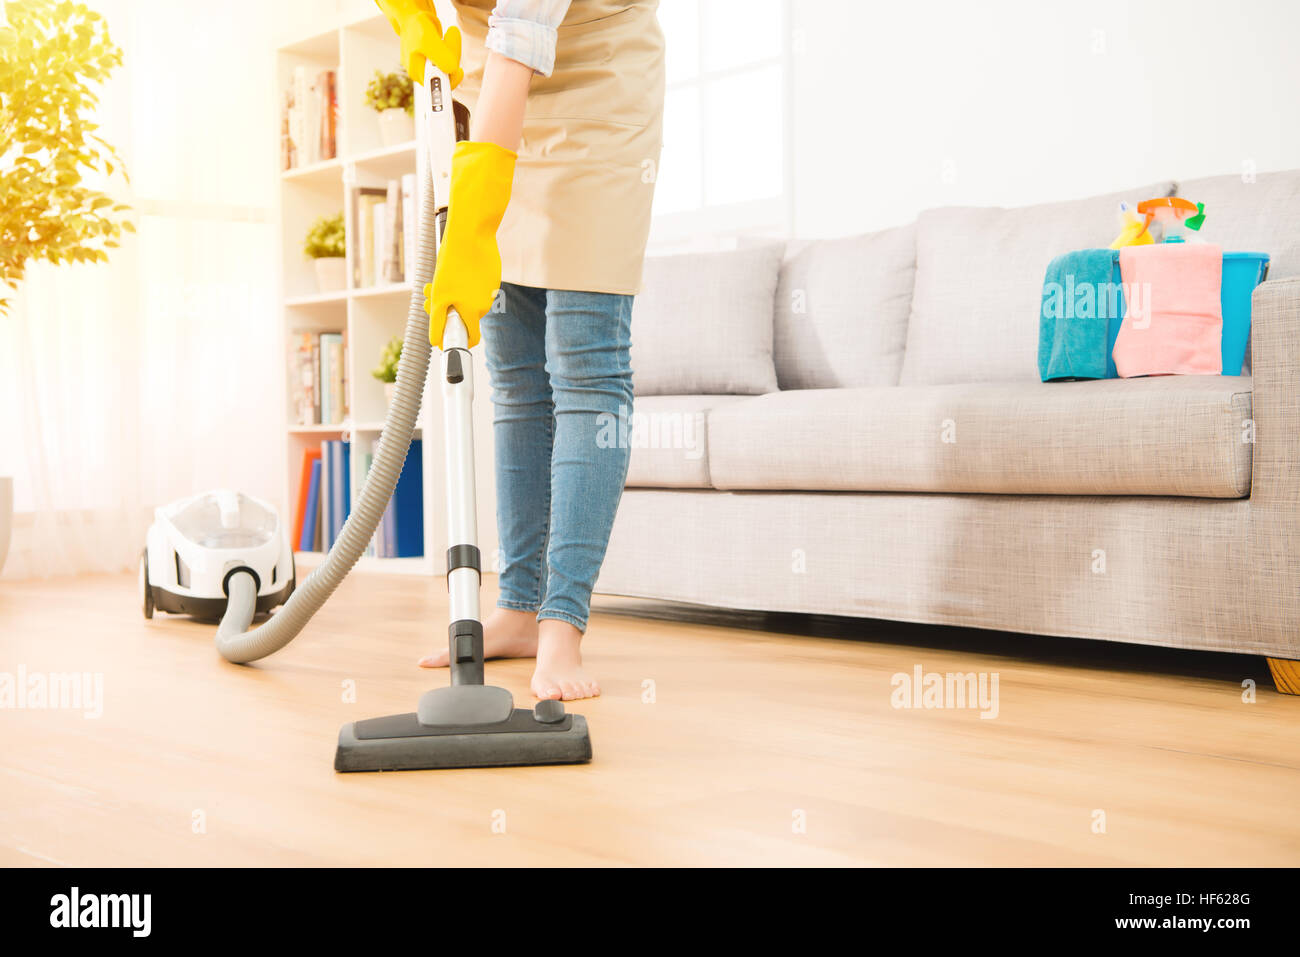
[597,169,1300,689]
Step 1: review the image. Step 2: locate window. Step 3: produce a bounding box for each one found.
[651,0,791,244]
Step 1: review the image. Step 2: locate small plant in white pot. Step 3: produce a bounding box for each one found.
[304,213,346,293]
[372,335,403,410]
[366,69,414,147]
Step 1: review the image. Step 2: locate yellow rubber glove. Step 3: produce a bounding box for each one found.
[373,0,463,87]
[424,141,517,349]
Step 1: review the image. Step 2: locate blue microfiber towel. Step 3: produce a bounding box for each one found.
[1038,249,1125,381]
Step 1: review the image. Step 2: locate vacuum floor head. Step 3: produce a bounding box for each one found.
[335,700,592,772]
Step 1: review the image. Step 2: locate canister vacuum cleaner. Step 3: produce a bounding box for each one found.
[144,65,591,772]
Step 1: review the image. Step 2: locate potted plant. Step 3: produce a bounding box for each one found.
[371,335,403,409]
[365,68,415,147]
[0,0,130,574]
[303,212,346,292]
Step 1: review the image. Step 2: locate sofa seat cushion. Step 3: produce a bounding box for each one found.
[625,395,749,488]
[707,376,1254,498]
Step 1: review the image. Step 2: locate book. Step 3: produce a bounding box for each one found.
[401,173,416,283]
[384,179,402,284]
[391,439,424,558]
[354,188,386,286]
[363,451,375,557]
[318,332,344,424]
[288,330,317,425]
[329,440,348,547]
[301,458,322,552]
[281,89,294,171]
[379,496,397,558]
[319,439,332,550]
[340,327,349,422]
[373,201,387,288]
[330,335,345,423]
[318,70,337,161]
[315,453,325,551]
[293,447,322,548]
[291,66,312,166]
[283,68,336,170]
[310,335,322,423]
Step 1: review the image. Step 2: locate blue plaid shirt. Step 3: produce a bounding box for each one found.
[483,0,574,76]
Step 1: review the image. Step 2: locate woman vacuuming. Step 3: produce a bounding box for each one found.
[376,0,664,701]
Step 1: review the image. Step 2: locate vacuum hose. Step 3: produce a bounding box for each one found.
[215,161,438,664]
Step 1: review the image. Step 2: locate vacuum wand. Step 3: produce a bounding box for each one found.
[422,67,486,687]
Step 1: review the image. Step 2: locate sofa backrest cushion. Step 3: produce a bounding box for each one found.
[773,224,916,390]
[1175,170,1300,278]
[631,244,782,396]
[900,181,1175,386]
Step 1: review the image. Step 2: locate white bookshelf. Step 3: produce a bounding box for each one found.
[275,11,497,577]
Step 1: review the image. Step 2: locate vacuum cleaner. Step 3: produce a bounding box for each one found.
[151,65,591,772]
[141,490,294,621]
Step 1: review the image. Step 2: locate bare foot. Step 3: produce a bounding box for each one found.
[530,618,600,701]
[418,607,538,668]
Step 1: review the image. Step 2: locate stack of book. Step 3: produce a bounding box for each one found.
[293,439,424,557]
[353,173,418,287]
[293,440,348,553]
[287,330,349,426]
[282,67,338,170]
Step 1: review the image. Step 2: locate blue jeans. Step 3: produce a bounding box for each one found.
[479,282,634,632]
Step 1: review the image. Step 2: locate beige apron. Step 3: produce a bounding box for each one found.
[452,0,665,295]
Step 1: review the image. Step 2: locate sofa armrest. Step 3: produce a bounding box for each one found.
[1248,278,1300,657]
[1248,278,1300,504]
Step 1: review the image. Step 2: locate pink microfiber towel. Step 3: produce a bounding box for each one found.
[1113,243,1223,377]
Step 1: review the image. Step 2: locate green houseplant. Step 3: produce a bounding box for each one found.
[303,212,346,293]
[0,0,133,316]
[365,68,414,147]
[0,0,132,574]
[372,335,402,408]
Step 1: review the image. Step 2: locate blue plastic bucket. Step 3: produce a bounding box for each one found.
[1221,252,1270,375]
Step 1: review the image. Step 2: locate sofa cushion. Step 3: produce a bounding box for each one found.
[707,376,1253,498]
[774,224,916,390]
[900,181,1175,387]
[625,395,746,489]
[1175,170,1300,278]
[630,244,782,396]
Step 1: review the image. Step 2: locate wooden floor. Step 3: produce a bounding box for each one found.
[2,566,1298,867]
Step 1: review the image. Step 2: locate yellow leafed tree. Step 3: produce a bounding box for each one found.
[0,0,133,314]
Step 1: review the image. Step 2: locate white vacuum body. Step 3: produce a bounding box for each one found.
[141,490,294,620]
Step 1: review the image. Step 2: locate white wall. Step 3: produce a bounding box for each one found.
[789,0,1300,237]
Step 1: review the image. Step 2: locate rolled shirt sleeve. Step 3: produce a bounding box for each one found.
[485,0,573,77]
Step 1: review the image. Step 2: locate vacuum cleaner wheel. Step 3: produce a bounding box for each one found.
[140,549,154,620]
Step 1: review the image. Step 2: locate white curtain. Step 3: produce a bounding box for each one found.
[1,0,285,579]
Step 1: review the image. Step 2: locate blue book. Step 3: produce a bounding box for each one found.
[320,440,333,549]
[391,439,424,558]
[300,459,321,552]
[335,439,351,546]
[380,498,397,558]
[342,439,351,521]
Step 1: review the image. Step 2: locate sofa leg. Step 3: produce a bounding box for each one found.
[1266,658,1300,695]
